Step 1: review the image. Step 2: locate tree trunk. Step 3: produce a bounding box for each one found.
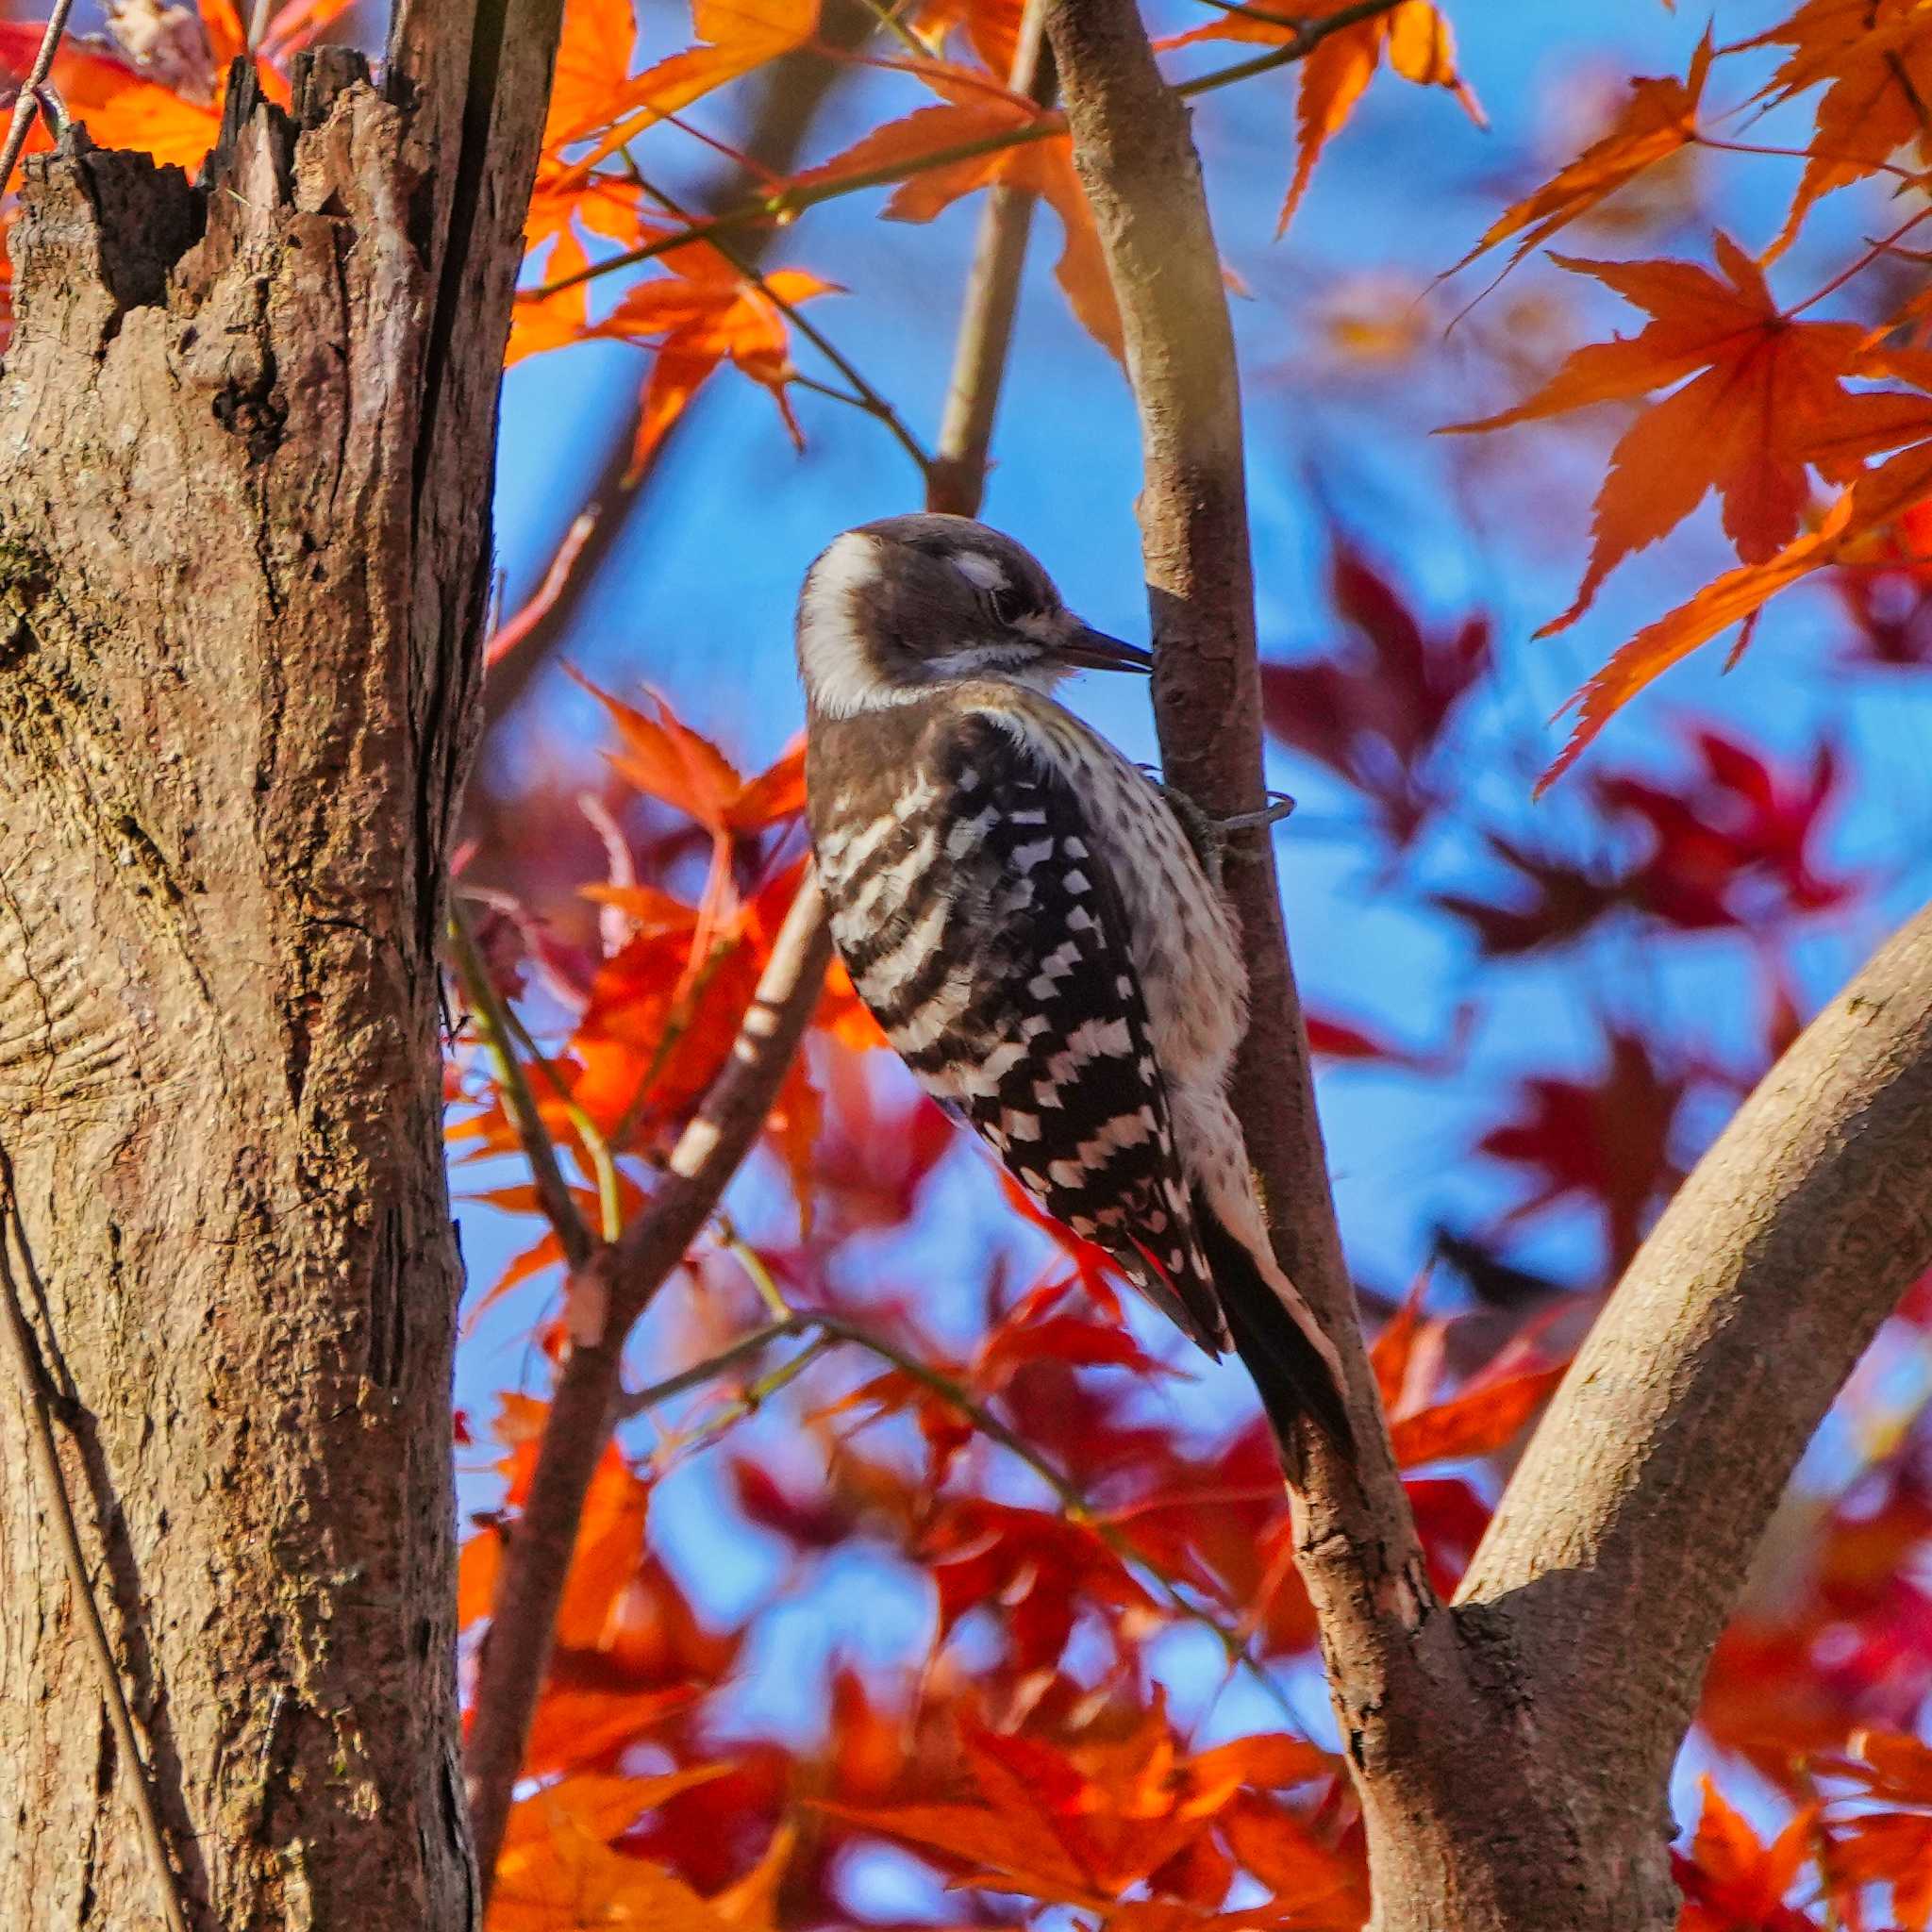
[0,14,558,1924]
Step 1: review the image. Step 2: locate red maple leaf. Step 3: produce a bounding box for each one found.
[1259,535,1489,843]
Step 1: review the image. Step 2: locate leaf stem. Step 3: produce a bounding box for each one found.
[848,0,934,65]
[927,0,1058,516]
[617,1313,810,1417]
[491,987,625,1244]
[1787,204,1932,319]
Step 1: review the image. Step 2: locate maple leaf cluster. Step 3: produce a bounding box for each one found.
[436,583,1927,1924]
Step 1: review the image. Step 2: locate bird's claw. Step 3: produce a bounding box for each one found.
[1149,781,1297,887]
[1213,792,1298,835]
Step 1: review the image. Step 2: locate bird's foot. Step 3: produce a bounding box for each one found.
[1142,776,1297,885]
[1213,793,1298,835]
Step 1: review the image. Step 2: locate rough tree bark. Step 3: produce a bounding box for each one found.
[0,3,562,1924]
[1043,0,1932,1927]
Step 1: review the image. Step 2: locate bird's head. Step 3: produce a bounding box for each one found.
[795,513,1151,720]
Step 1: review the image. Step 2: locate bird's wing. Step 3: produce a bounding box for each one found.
[830,705,1229,1354]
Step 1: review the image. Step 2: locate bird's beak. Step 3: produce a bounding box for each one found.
[1055,624,1153,674]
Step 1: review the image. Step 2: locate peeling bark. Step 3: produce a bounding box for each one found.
[0,9,558,1923]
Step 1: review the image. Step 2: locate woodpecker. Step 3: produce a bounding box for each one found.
[796,513,1353,1459]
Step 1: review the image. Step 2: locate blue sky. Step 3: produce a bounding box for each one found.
[454,0,1932,1810]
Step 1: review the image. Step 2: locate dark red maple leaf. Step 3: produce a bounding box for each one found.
[808,1049,955,1236]
[1260,535,1489,844]
[1477,1028,1686,1269]
[1437,726,1852,956]
[1595,724,1855,930]
[923,1498,1158,1675]
[729,1456,856,1551]
[1432,832,1623,957]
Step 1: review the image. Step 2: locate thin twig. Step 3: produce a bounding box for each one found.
[716,1214,793,1319]
[485,511,599,671]
[791,372,877,410]
[476,0,881,742]
[630,164,933,476]
[664,1329,839,1459]
[0,0,78,193]
[926,0,1057,516]
[1786,202,1932,318]
[1044,0,1441,1827]
[448,898,596,1271]
[491,990,624,1245]
[463,877,831,1903]
[847,0,933,65]
[615,1314,809,1417]
[0,1191,192,1932]
[808,1311,1295,1711]
[531,0,1404,301]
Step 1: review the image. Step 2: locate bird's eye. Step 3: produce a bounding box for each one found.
[988,585,1027,625]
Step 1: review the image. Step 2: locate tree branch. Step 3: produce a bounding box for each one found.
[926,0,1057,516]
[1464,898,1932,1808]
[462,876,832,1899]
[1040,0,1509,1903]
[449,898,596,1271]
[475,3,878,740]
[0,0,75,193]
[467,17,1051,1882]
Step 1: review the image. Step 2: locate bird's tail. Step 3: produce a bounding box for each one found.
[1193,1190,1355,1463]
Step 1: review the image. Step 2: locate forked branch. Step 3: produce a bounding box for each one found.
[1042,2,1932,1923]
[463,878,832,1894]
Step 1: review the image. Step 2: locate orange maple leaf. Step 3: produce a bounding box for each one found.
[490,1792,779,1932]
[584,240,840,477]
[913,0,1025,82]
[797,91,1121,355]
[1532,471,1927,791]
[1446,234,1931,635]
[1218,1794,1368,1927]
[1740,0,1932,257]
[1443,28,1711,280]
[543,0,640,151]
[575,675,807,839]
[818,1711,1349,1918]
[551,0,820,177]
[1674,1779,1818,1932]
[1161,0,1482,234]
[1369,1292,1568,1469]
[1817,1730,1932,1927]
[1388,1362,1567,1469]
[45,41,225,174]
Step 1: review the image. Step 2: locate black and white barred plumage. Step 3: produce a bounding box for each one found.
[797,514,1352,1458]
